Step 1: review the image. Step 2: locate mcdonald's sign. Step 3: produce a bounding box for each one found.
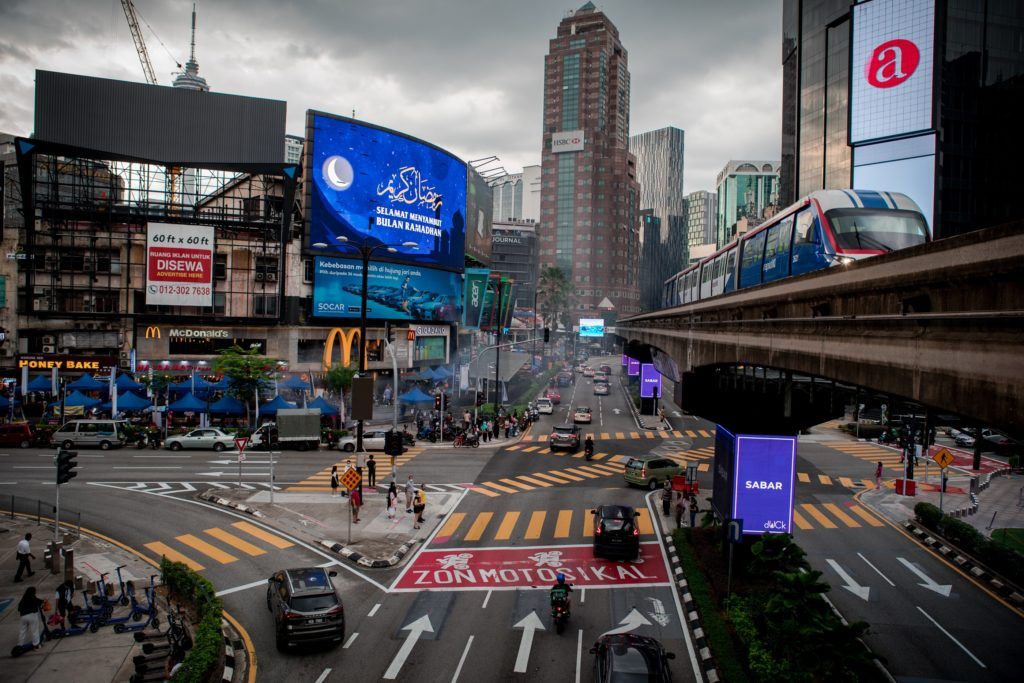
[144,326,162,340]
[322,328,360,371]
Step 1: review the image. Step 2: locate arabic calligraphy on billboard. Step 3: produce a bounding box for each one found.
[307,112,467,271]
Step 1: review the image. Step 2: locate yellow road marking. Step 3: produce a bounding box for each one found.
[643,432,657,439]
[697,463,710,472]
[175,534,239,564]
[500,478,535,491]
[516,475,553,488]
[593,452,609,460]
[629,431,640,439]
[524,446,541,453]
[563,467,600,479]
[577,465,612,477]
[144,541,204,571]
[800,504,838,528]
[204,528,266,556]
[581,510,594,536]
[822,503,860,527]
[469,486,501,497]
[550,469,584,482]
[686,430,697,437]
[589,463,622,474]
[231,521,294,549]
[465,512,494,541]
[615,432,625,440]
[525,511,546,539]
[839,477,855,488]
[479,481,519,494]
[495,512,521,540]
[698,430,710,437]
[600,432,610,440]
[437,512,467,537]
[849,505,885,527]
[792,510,813,530]
[554,510,573,538]
[797,472,811,483]
[636,511,654,535]
[532,472,575,484]
[861,479,876,490]
[818,474,833,486]
[672,430,683,437]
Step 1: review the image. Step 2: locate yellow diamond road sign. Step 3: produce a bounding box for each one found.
[340,466,361,492]
[933,447,955,469]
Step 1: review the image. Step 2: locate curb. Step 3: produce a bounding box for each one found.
[318,537,420,568]
[663,533,719,683]
[199,491,265,518]
[904,520,1024,609]
[220,618,245,683]
[616,376,661,433]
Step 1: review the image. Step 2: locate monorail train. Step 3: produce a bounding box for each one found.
[662,189,930,308]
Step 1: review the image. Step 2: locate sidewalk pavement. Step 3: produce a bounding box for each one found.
[0,517,161,683]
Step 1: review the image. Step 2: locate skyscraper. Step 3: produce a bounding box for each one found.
[491,166,540,222]
[683,190,717,259]
[715,160,780,247]
[539,2,641,319]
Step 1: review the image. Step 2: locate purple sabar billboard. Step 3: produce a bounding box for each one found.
[640,363,661,398]
[731,434,797,535]
[627,357,640,376]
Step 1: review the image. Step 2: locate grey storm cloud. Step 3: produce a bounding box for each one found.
[0,0,781,192]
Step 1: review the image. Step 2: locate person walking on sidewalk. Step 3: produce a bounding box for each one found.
[405,475,416,513]
[350,485,362,523]
[674,494,686,529]
[413,488,427,529]
[367,454,377,488]
[330,466,339,498]
[875,461,883,489]
[387,482,398,520]
[688,493,699,528]
[14,532,35,582]
[662,480,673,516]
[16,586,43,650]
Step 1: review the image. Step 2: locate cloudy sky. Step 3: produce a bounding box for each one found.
[0,0,782,192]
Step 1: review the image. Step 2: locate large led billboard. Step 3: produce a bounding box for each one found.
[307,112,467,271]
[731,434,797,535]
[312,257,462,322]
[465,169,493,265]
[850,0,935,145]
[579,318,605,337]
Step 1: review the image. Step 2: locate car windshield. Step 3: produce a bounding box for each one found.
[554,427,576,435]
[826,209,929,251]
[626,460,646,470]
[289,594,338,612]
[609,645,660,679]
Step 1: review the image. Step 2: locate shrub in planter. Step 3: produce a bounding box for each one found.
[914,502,943,529]
[940,517,984,554]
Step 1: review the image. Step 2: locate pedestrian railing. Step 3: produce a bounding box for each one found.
[0,494,82,540]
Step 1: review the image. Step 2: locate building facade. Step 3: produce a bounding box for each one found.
[781,0,1024,238]
[683,190,717,263]
[491,220,540,310]
[630,126,686,245]
[539,2,641,318]
[284,134,303,165]
[638,211,661,311]
[715,160,780,247]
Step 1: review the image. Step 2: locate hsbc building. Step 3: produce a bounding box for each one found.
[781,0,1024,238]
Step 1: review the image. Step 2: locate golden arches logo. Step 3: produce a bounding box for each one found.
[322,328,360,370]
[144,326,162,340]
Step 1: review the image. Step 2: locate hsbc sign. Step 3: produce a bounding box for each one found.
[850,0,934,144]
[551,130,585,153]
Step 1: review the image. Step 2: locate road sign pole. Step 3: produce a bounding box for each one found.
[727,543,734,598]
[269,449,275,505]
[939,466,944,512]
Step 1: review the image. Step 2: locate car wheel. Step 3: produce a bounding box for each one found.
[297,442,310,452]
[213,443,226,452]
[61,440,74,450]
[19,439,30,449]
[169,442,183,451]
[100,440,111,450]
[266,588,272,611]
[343,443,355,452]
[648,478,659,491]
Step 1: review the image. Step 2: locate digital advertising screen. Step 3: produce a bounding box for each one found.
[731,434,797,535]
[307,112,467,271]
[627,357,640,377]
[579,318,605,338]
[312,256,462,322]
[462,268,491,330]
[465,169,493,265]
[639,363,662,398]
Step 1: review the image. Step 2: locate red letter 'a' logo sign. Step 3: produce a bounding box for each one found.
[866,39,920,88]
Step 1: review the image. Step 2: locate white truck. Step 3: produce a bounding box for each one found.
[250,408,322,451]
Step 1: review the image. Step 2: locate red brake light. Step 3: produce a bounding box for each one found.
[284,609,305,621]
[641,467,646,478]
[595,524,601,535]
[633,526,640,536]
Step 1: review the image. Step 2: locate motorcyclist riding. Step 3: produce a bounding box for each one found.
[550,572,572,614]
[584,435,595,460]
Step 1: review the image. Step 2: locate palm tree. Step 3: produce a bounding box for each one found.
[537,266,574,331]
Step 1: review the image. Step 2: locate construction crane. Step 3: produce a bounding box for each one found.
[120,0,158,85]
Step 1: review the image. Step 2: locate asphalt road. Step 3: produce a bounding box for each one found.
[1,354,1019,682]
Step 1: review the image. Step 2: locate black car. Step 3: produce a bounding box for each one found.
[591,633,675,682]
[267,567,344,650]
[549,423,582,451]
[592,504,640,560]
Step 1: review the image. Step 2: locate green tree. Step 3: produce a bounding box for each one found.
[211,345,279,427]
[323,362,357,399]
[139,371,174,407]
[749,533,811,575]
[537,266,574,332]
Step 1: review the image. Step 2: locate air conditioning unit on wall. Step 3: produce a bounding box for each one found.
[255,272,265,281]
[42,344,55,353]
[266,272,278,282]
[42,335,56,345]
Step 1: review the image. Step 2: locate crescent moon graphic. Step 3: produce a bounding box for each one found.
[322,155,354,191]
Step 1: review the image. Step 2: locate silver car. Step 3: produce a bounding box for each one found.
[165,428,236,451]
[336,430,388,452]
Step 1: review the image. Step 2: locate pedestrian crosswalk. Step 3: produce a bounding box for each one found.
[823,441,905,473]
[470,461,627,497]
[433,506,659,545]
[287,447,424,492]
[517,429,711,443]
[143,520,294,571]
[791,502,885,531]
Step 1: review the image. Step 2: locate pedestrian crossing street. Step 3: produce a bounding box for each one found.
[519,429,712,442]
[822,441,906,473]
[286,446,425,492]
[143,520,295,572]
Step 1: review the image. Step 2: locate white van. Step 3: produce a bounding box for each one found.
[51,420,129,450]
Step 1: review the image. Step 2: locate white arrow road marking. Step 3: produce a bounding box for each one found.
[513,610,545,673]
[898,557,953,597]
[383,614,433,680]
[612,408,622,415]
[672,411,682,417]
[646,597,670,626]
[208,458,273,465]
[826,559,871,601]
[600,607,652,636]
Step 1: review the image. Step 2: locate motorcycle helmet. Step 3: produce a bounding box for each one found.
[556,573,566,584]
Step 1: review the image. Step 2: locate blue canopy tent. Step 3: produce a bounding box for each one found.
[67,373,106,391]
[47,390,101,409]
[431,366,452,378]
[259,395,297,416]
[26,376,52,393]
[0,395,21,410]
[168,373,216,395]
[209,395,246,416]
[115,374,145,392]
[168,393,209,413]
[98,391,152,413]
[279,375,312,391]
[209,377,232,391]
[308,396,340,416]
[397,387,435,404]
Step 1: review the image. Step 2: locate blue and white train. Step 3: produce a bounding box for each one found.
[662,189,930,307]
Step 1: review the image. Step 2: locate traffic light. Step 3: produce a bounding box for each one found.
[385,430,400,456]
[543,327,550,343]
[435,394,442,410]
[56,448,78,485]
